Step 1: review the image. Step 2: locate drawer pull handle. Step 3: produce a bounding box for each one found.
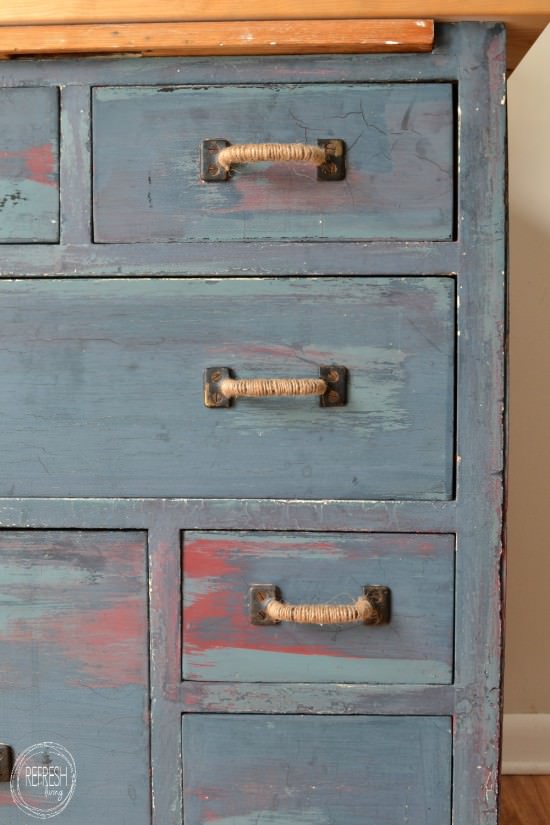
[0,744,14,782]
[250,585,391,626]
[201,139,345,181]
[204,365,347,408]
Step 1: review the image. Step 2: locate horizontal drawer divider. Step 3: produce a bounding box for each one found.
[0,54,464,86]
[0,241,462,277]
[0,497,458,531]
[177,682,456,715]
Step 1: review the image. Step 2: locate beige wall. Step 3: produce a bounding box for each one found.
[504,23,550,713]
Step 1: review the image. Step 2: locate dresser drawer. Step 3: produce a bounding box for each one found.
[92,82,454,243]
[183,714,452,824]
[0,276,455,499]
[182,531,455,684]
[0,531,149,824]
[0,87,59,243]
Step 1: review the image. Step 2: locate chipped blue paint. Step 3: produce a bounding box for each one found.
[0,276,455,500]
[0,532,150,824]
[93,83,454,243]
[0,87,59,242]
[182,531,455,683]
[183,715,452,825]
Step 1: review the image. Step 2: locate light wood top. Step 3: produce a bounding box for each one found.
[1,2,548,68]
[0,20,434,59]
[2,1,549,23]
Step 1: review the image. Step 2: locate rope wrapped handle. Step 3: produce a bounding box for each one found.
[250,585,391,627]
[220,375,327,399]
[217,142,327,172]
[201,139,345,181]
[265,595,375,625]
[204,366,347,408]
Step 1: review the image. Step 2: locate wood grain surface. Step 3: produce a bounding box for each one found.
[0,19,434,57]
[500,776,550,824]
[1,0,548,24]
[0,1,545,68]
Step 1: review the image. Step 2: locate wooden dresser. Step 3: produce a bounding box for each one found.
[0,22,506,824]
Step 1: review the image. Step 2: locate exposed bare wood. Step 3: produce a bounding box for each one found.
[442,14,548,69]
[500,775,550,824]
[499,16,549,68]
[0,19,434,58]
[0,17,546,68]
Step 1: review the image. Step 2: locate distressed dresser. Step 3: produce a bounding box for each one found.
[0,22,506,824]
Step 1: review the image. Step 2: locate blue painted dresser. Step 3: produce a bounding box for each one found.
[0,22,506,824]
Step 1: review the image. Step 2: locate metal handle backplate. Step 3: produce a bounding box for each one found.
[0,744,14,782]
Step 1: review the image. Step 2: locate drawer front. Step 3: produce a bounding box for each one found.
[183,532,455,684]
[0,277,455,499]
[92,83,454,243]
[0,87,59,242]
[0,531,149,824]
[183,714,452,825]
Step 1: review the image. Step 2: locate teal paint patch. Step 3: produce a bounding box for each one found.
[0,531,150,824]
[185,646,452,685]
[0,87,59,242]
[203,811,333,825]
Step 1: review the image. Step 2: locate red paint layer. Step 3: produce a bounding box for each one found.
[67,599,147,688]
[0,143,57,187]
[6,598,147,690]
[184,586,368,664]
[0,789,14,806]
[183,537,240,579]
[182,533,450,675]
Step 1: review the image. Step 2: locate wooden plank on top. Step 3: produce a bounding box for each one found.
[0,19,434,57]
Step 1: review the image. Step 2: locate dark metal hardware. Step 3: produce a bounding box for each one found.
[316,139,346,181]
[204,365,348,408]
[201,139,231,181]
[200,138,346,181]
[0,744,13,782]
[250,584,281,625]
[319,364,348,407]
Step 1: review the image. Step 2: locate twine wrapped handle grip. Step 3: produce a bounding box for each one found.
[204,366,347,408]
[265,595,375,625]
[201,139,345,181]
[250,585,391,626]
[218,142,326,171]
[221,375,326,399]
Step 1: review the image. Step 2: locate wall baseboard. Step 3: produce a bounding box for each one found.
[502,714,550,774]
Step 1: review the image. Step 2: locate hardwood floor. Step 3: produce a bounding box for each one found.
[500,776,550,824]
